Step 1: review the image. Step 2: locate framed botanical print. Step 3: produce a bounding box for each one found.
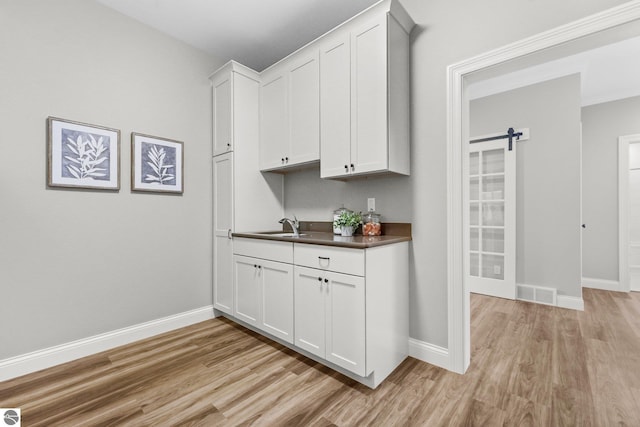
[131,133,184,194]
[47,117,120,190]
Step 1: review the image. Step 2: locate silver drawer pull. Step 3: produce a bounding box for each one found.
[318,256,330,261]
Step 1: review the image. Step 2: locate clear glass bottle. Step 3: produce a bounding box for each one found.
[363,211,382,236]
[333,206,352,234]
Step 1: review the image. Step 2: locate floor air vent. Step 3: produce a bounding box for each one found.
[516,284,557,306]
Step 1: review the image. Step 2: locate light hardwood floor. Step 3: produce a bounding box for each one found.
[1,288,639,426]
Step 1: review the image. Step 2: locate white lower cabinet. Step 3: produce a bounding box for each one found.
[233,254,294,343]
[261,260,294,343]
[233,255,261,326]
[293,267,326,358]
[295,266,365,376]
[231,238,408,388]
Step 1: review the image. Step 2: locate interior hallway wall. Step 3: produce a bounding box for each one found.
[470,75,583,298]
[0,0,221,359]
[582,95,640,282]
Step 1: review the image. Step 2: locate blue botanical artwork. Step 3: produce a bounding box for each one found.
[141,142,176,185]
[61,129,111,181]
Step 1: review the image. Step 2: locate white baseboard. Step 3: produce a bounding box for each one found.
[582,277,621,292]
[409,338,451,371]
[0,305,214,382]
[556,295,584,311]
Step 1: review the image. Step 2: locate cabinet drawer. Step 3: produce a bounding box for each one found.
[294,244,364,276]
[234,238,293,264]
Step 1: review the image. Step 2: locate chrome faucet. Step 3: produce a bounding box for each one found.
[279,215,300,237]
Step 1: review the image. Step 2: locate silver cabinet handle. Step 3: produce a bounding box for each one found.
[318,256,330,261]
[227,229,232,239]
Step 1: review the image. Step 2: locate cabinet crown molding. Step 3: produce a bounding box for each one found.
[260,0,414,76]
[209,60,260,81]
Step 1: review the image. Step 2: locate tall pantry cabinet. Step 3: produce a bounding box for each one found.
[211,61,283,315]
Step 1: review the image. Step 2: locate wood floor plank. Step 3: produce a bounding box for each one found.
[506,337,552,405]
[584,337,640,426]
[2,288,639,426]
[500,392,550,427]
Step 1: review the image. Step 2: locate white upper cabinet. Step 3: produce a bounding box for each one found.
[259,71,289,170]
[289,50,320,166]
[320,2,413,179]
[212,74,232,156]
[350,15,388,176]
[258,0,413,178]
[319,33,351,178]
[260,49,320,172]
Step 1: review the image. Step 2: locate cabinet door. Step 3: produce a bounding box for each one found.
[234,255,261,326]
[294,266,326,358]
[212,73,232,156]
[213,153,233,314]
[288,50,320,166]
[320,34,351,178]
[260,260,294,343]
[325,271,366,376]
[260,71,289,171]
[351,15,388,175]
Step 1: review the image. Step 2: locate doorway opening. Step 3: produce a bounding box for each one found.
[446,3,640,374]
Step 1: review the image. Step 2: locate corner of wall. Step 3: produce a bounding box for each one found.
[408,338,452,371]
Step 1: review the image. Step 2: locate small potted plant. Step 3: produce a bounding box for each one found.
[333,211,363,237]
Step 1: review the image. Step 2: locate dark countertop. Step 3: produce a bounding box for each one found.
[232,230,412,249]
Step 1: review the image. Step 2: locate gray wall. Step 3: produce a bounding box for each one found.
[469,75,583,297]
[0,0,221,359]
[286,0,625,347]
[582,95,640,281]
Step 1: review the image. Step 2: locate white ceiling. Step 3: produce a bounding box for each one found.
[468,35,640,106]
[96,0,640,106]
[96,0,379,71]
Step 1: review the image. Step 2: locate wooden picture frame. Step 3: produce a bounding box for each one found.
[47,117,120,190]
[131,133,184,194]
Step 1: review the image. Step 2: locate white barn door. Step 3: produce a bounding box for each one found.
[465,137,516,299]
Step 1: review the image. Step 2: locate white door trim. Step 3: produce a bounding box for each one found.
[619,134,640,292]
[446,1,640,374]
